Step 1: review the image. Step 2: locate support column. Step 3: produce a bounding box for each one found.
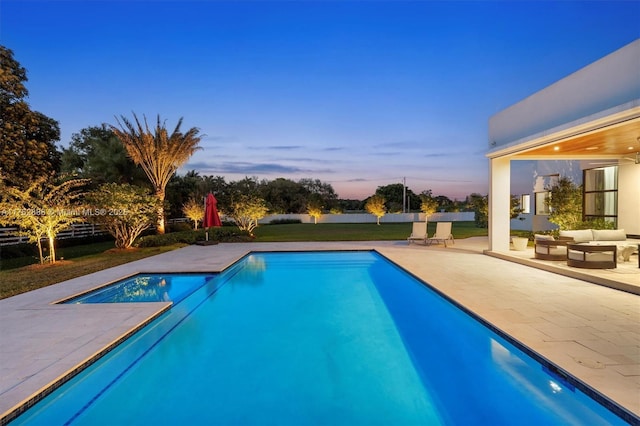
[489,156,511,252]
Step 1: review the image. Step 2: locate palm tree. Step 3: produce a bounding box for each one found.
[110,114,202,234]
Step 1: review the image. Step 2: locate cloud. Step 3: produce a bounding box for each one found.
[422,152,453,158]
[200,135,238,144]
[371,151,403,157]
[247,145,304,151]
[185,161,311,175]
[202,135,227,142]
[282,157,336,164]
[374,140,423,150]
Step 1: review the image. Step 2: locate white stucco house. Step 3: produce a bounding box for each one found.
[486,39,640,253]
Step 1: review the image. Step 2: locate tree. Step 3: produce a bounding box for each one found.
[167,170,204,218]
[375,183,419,213]
[433,195,453,212]
[200,175,230,216]
[0,46,61,188]
[60,125,148,187]
[510,194,524,220]
[182,197,204,229]
[224,176,262,215]
[0,175,87,263]
[228,194,268,236]
[465,193,522,229]
[260,177,307,214]
[298,178,338,211]
[365,195,386,225]
[110,113,202,234]
[307,197,323,224]
[467,193,488,228]
[85,183,159,249]
[419,190,439,225]
[546,176,583,230]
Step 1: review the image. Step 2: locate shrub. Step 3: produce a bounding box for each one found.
[135,227,251,247]
[182,198,204,229]
[365,195,386,225]
[269,218,302,225]
[546,177,582,230]
[0,243,37,259]
[86,183,159,249]
[228,194,269,236]
[167,221,193,233]
[582,218,615,230]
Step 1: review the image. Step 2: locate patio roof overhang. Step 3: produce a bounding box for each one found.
[486,101,640,162]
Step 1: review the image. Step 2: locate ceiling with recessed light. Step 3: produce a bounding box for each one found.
[512,117,640,158]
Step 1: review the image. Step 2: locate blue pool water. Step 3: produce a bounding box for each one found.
[62,273,214,305]
[14,251,630,425]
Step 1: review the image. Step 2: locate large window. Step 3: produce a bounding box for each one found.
[533,174,558,216]
[535,192,550,215]
[584,166,618,226]
[520,194,531,214]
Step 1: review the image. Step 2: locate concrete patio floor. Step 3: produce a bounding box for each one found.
[1,237,638,424]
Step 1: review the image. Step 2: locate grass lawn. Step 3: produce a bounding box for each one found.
[1,241,119,270]
[0,244,185,300]
[254,221,487,241]
[1,221,487,299]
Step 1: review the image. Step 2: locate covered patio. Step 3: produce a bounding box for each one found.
[485,40,640,275]
[491,243,639,295]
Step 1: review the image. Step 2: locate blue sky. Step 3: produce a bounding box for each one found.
[2,1,639,200]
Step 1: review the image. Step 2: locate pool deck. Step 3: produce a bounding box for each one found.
[1,237,639,424]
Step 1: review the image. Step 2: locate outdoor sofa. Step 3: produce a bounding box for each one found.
[558,229,639,269]
[533,235,574,261]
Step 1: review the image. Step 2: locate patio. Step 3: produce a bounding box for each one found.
[488,243,640,296]
[1,238,639,424]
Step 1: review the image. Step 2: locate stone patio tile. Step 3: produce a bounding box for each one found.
[592,330,640,346]
[1,238,638,423]
[587,319,639,333]
[576,339,638,358]
[533,323,601,342]
[611,364,640,377]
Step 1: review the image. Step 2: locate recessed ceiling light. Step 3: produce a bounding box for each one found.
[553,146,560,151]
[585,146,598,151]
[628,146,634,150]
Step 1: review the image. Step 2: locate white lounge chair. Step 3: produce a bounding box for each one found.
[407,222,428,245]
[426,222,454,247]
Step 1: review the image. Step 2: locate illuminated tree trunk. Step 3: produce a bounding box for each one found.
[156,189,166,234]
[37,238,44,264]
[47,234,56,264]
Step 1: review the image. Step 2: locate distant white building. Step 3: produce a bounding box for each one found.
[486,39,640,253]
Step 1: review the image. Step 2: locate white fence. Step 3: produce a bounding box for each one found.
[0,213,476,246]
[259,212,475,224]
[0,223,108,246]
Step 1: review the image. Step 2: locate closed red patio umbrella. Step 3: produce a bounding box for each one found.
[203,193,222,228]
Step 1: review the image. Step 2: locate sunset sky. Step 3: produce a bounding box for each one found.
[2,1,638,199]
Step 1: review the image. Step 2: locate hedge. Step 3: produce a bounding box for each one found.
[135,227,252,247]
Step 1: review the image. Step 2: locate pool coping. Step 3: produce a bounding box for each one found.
[1,303,171,425]
[1,239,638,424]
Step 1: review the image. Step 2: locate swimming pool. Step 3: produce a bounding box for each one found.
[12,251,631,425]
[61,273,215,304]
